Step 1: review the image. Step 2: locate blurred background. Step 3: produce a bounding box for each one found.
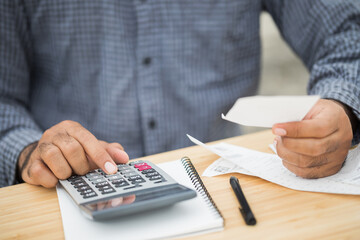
[241,13,309,134]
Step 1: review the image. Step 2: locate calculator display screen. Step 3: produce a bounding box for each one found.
[83,185,187,212]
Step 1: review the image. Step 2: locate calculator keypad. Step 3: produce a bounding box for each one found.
[65,160,166,200]
[67,176,98,199]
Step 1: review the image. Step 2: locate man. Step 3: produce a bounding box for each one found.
[1,1,359,188]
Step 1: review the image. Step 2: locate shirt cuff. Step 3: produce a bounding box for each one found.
[309,79,360,145]
[0,128,42,187]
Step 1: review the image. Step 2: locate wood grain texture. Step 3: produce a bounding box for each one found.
[1,130,359,240]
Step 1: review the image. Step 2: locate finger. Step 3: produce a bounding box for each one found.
[282,159,343,179]
[52,132,90,175]
[275,137,346,178]
[110,197,124,207]
[275,137,330,168]
[87,155,99,171]
[65,122,117,174]
[99,141,129,164]
[38,142,73,180]
[272,118,338,138]
[280,133,340,157]
[23,159,58,188]
[106,143,129,164]
[96,202,107,211]
[123,195,136,205]
[108,142,124,151]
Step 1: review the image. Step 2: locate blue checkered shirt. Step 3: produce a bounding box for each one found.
[1,0,359,187]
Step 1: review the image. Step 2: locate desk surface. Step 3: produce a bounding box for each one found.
[1,130,360,240]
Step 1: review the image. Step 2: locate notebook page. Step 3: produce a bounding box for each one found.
[56,160,223,240]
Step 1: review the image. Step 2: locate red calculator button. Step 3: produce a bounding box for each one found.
[134,163,148,168]
[138,165,152,171]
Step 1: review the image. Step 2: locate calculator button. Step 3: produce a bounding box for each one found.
[149,175,162,181]
[97,169,107,175]
[73,182,89,188]
[83,192,98,199]
[127,175,142,181]
[100,188,116,194]
[145,172,160,178]
[131,178,146,184]
[137,165,152,171]
[129,161,144,166]
[87,175,104,181]
[77,186,92,192]
[79,189,95,195]
[119,169,135,174]
[118,165,131,171]
[85,172,100,178]
[94,182,110,188]
[105,174,123,180]
[122,172,139,178]
[134,162,148,168]
[68,175,80,180]
[91,178,107,184]
[97,185,113,191]
[141,169,156,174]
[113,181,130,188]
[70,178,86,184]
[68,175,82,182]
[104,173,120,177]
[111,179,127,184]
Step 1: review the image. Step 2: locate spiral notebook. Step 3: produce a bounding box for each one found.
[56,157,224,240]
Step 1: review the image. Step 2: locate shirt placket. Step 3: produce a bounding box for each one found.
[134,1,164,156]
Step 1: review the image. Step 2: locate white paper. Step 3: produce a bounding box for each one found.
[188,135,360,195]
[222,95,320,127]
[57,160,223,240]
[202,157,252,177]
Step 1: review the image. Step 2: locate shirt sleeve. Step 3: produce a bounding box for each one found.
[262,0,360,144]
[0,1,43,187]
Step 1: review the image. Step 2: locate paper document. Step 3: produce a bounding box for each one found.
[222,95,320,127]
[187,135,360,195]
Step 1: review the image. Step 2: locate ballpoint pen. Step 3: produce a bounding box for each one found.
[230,176,256,225]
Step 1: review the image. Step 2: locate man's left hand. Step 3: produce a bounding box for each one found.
[272,99,353,178]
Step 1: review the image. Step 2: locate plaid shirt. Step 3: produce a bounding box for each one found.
[1,0,359,187]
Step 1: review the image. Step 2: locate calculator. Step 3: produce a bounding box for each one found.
[59,160,197,220]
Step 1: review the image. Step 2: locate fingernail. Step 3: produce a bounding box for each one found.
[273,140,277,148]
[104,161,117,174]
[274,128,287,136]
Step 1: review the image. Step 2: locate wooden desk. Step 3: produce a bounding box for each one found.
[1,130,359,240]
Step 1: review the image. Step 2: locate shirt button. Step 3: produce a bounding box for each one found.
[148,119,156,129]
[142,57,152,66]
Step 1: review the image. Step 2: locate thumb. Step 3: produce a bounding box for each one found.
[273,117,335,138]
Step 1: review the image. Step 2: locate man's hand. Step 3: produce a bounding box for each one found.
[17,120,129,188]
[272,99,353,179]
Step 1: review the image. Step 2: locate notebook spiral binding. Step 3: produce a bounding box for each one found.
[181,156,223,220]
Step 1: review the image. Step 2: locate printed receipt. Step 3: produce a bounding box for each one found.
[222,95,320,127]
[187,135,360,195]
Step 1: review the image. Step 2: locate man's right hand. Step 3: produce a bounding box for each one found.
[17,120,129,188]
